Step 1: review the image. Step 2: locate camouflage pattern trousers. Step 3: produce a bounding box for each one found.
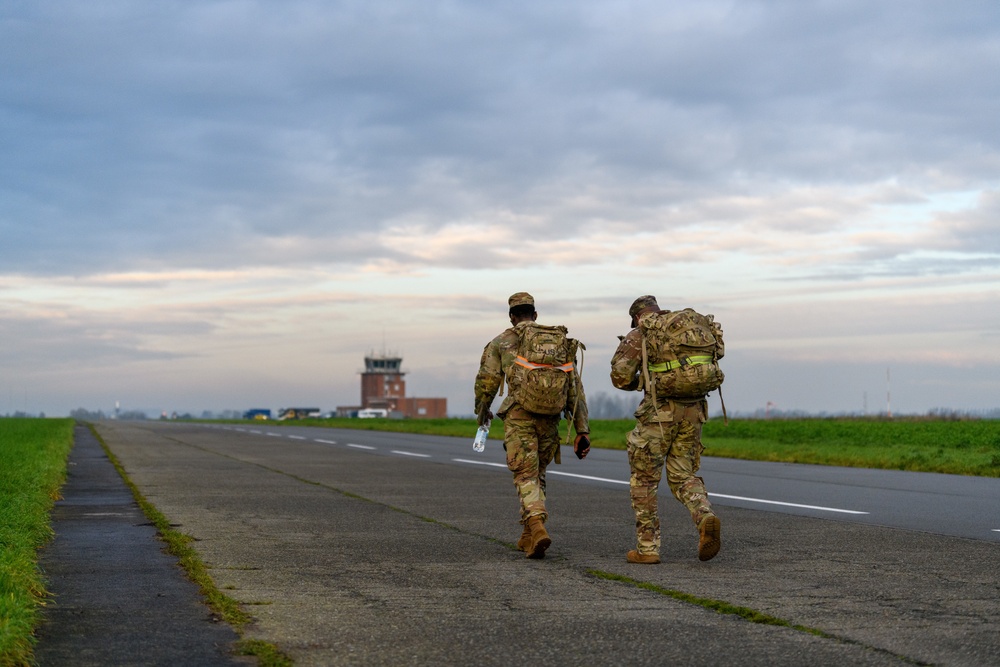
[626,411,715,556]
[503,413,561,524]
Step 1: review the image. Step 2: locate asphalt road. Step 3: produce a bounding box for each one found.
[50,420,1000,666]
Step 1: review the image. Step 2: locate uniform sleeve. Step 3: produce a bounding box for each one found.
[474,338,504,418]
[610,331,643,392]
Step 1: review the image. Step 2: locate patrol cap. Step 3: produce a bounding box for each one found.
[508,292,535,308]
[629,294,658,327]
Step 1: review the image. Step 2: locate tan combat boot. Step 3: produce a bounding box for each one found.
[525,516,551,559]
[627,550,660,564]
[697,514,721,561]
[516,523,532,552]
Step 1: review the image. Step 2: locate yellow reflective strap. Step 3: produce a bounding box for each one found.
[648,355,713,372]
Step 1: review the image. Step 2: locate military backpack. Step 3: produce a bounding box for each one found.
[639,309,725,400]
[509,322,580,415]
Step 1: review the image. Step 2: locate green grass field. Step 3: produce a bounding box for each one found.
[0,418,74,667]
[248,415,1000,477]
[700,418,1000,476]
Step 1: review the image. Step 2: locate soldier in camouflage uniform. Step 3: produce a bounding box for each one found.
[474,292,591,559]
[610,295,721,564]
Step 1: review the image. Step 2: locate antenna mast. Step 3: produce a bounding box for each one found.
[886,367,892,419]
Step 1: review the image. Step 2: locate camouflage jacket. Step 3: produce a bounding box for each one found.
[474,326,590,432]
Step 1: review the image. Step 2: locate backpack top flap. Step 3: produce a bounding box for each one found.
[514,322,574,366]
[640,309,720,363]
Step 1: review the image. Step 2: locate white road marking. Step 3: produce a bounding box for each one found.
[392,450,430,458]
[287,435,306,440]
[348,443,375,450]
[453,458,507,468]
[549,470,628,485]
[709,493,869,515]
[249,430,262,434]
[266,432,282,437]
[315,439,337,444]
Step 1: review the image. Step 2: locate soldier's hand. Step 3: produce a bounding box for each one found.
[479,409,494,425]
[574,434,590,459]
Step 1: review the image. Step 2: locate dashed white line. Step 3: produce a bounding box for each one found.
[216,426,874,519]
[392,450,431,458]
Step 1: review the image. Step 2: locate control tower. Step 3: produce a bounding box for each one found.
[360,352,406,412]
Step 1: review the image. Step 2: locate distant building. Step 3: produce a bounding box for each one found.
[336,351,447,418]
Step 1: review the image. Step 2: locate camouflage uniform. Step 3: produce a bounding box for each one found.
[474,294,589,527]
[610,299,718,558]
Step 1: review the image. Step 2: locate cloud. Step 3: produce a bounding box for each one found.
[6,2,1000,273]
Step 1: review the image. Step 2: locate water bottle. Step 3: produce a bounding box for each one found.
[473,422,490,452]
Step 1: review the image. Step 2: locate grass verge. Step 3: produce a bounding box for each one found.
[589,570,927,665]
[589,569,825,633]
[0,418,74,667]
[89,425,293,667]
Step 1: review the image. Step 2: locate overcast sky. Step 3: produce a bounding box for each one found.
[3,0,999,419]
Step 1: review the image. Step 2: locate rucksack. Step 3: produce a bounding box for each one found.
[509,322,580,415]
[639,309,725,400]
